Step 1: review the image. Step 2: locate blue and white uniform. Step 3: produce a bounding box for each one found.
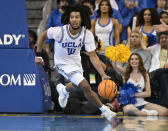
[47,24,96,85]
[140,25,157,47]
[95,17,114,55]
[127,74,148,107]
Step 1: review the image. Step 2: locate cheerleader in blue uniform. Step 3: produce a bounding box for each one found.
[122,53,168,116]
[137,8,160,47]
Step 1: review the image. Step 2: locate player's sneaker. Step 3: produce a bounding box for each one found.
[101,107,117,121]
[147,115,158,121]
[142,109,158,116]
[102,124,113,131]
[56,83,69,108]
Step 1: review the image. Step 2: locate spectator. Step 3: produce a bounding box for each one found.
[159,11,168,25]
[29,30,37,49]
[154,19,168,32]
[127,29,152,72]
[144,0,156,8]
[111,6,123,34]
[122,53,168,116]
[156,0,167,14]
[91,0,120,55]
[82,0,97,20]
[57,0,74,5]
[45,0,69,54]
[148,31,168,108]
[118,0,146,42]
[109,0,119,11]
[113,29,152,73]
[137,8,160,47]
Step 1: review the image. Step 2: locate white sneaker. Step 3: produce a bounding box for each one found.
[102,124,113,131]
[147,115,158,121]
[141,109,158,116]
[56,83,69,108]
[101,107,117,121]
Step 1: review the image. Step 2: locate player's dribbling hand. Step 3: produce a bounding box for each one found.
[35,57,44,65]
[102,74,111,80]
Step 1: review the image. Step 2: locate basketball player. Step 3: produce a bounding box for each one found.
[35,4,116,121]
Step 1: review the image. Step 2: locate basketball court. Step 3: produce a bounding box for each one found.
[0,1,168,131]
[0,113,168,131]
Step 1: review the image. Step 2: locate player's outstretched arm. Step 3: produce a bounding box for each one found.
[88,51,111,80]
[35,30,48,64]
[36,30,48,53]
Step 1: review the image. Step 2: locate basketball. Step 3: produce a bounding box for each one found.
[98,80,117,99]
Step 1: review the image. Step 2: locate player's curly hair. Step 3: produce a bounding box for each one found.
[61,4,92,29]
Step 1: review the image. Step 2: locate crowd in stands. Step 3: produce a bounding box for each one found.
[30,0,168,116]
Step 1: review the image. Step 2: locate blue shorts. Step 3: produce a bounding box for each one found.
[137,105,145,110]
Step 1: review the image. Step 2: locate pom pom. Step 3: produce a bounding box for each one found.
[105,44,131,63]
[144,34,157,47]
[117,83,139,106]
[147,34,157,47]
[105,46,118,62]
[116,44,131,63]
[143,35,148,47]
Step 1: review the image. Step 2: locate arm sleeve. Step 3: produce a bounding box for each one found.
[84,30,96,52]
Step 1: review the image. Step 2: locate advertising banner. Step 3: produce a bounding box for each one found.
[0,49,51,112]
[0,0,29,48]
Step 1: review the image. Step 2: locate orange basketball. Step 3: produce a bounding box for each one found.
[98,80,117,99]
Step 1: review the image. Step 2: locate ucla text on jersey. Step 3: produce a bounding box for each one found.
[62,42,82,55]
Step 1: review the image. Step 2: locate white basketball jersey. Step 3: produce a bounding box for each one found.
[47,24,96,69]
